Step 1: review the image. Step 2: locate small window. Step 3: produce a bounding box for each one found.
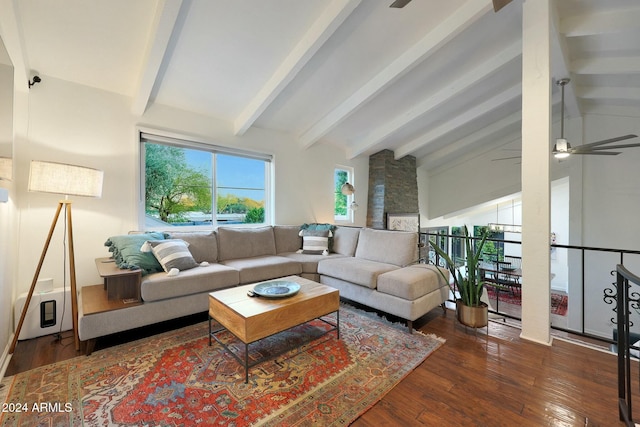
[334,166,354,222]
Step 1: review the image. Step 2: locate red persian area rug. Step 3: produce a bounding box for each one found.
[0,304,444,426]
[485,287,569,316]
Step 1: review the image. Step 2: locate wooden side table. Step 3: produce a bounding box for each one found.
[94,257,142,301]
[80,259,144,354]
[81,284,142,315]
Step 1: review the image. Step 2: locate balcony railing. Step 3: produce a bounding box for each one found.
[421,232,640,346]
[614,264,640,426]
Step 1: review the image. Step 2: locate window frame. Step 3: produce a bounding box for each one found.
[138,130,273,230]
[334,165,354,224]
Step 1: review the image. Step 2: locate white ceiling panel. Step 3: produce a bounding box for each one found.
[18,0,157,95]
[3,0,639,171]
[152,0,328,120]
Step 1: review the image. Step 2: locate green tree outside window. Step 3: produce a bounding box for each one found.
[335,169,348,217]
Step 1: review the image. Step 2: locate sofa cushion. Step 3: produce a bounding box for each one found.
[217,226,276,261]
[273,225,302,254]
[165,231,218,263]
[145,239,199,272]
[280,252,346,274]
[318,257,398,289]
[300,229,330,255]
[332,226,360,256]
[105,232,166,275]
[355,228,417,267]
[377,264,449,300]
[220,255,302,284]
[141,263,239,302]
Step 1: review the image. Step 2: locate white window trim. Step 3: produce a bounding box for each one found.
[138,128,273,230]
[334,165,355,224]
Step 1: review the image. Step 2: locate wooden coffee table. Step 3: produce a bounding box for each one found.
[208,275,340,383]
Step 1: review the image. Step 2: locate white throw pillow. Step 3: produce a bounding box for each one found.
[297,229,330,255]
[141,239,198,273]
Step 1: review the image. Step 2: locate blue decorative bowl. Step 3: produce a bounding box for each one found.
[253,281,301,298]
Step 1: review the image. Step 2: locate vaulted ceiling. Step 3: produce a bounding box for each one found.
[2,0,640,170]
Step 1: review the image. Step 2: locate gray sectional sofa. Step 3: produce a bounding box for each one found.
[78,225,449,350]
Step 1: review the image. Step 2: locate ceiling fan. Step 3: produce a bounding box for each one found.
[390,0,513,12]
[552,78,639,159]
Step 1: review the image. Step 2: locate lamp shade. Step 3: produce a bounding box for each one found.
[0,157,12,181]
[340,182,354,196]
[28,160,103,198]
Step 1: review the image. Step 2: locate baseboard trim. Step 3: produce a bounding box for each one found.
[0,334,14,380]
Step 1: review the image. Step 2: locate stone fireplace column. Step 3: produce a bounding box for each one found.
[366,149,418,229]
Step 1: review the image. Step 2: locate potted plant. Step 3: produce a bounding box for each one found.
[430,225,489,328]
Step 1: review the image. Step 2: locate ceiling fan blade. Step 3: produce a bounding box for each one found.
[493,0,513,12]
[584,143,640,151]
[576,134,638,150]
[389,0,412,8]
[571,151,621,156]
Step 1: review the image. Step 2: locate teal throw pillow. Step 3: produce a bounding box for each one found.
[105,232,166,275]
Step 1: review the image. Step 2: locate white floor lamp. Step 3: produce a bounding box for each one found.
[10,160,103,354]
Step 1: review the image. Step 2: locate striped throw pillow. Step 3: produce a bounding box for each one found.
[298,229,330,255]
[144,239,198,272]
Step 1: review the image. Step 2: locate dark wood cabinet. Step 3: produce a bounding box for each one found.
[95,257,141,302]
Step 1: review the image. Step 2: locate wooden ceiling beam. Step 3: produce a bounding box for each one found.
[571,56,640,75]
[131,0,183,116]
[298,0,494,150]
[417,111,522,170]
[561,7,640,37]
[233,0,361,136]
[347,41,521,159]
[394,83,521,160]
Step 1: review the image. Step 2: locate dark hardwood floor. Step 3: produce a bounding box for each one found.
[4,309,636,426]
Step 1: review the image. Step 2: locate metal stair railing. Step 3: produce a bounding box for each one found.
[616,264,640,426]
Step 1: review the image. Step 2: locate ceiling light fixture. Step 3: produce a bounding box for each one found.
[488,200,521,233]
[552,78,571,159]
[553,139,571,159]
[340,182,358,210]
[340,182,354,196]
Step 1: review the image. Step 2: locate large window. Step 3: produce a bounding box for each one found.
[334,166,354,222]
[141,132,271,228]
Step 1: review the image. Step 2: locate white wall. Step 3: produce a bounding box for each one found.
[13,76,368,300]
[0,66,19,373]
[138,104,369,226]
[0,63,12,157]
[419,180,568,270]
[422,147,522,220]
[421,116,582,220]
[579,114,640,337]
[14,77,138,297]
[581,114,640,251]
[420,112,640,338]
[550,177,569,292]
[0,184,16,373]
